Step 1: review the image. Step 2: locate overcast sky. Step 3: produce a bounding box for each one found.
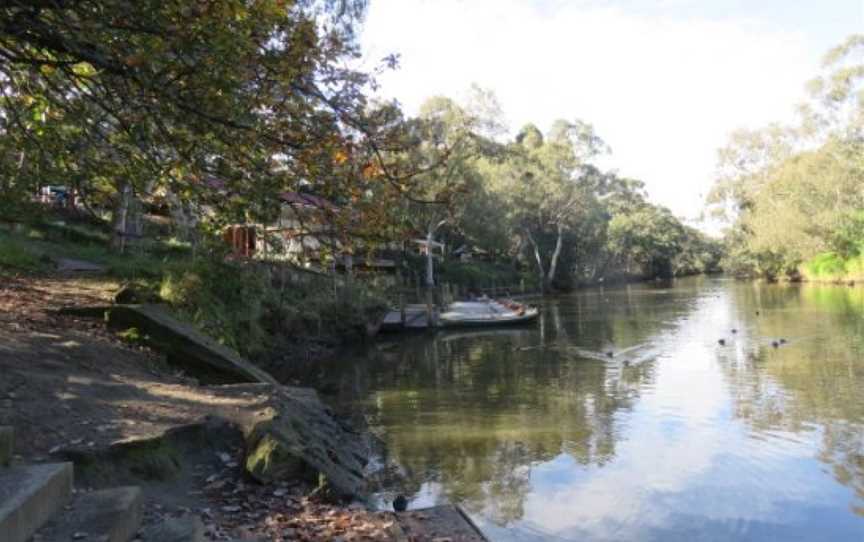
[359,0,863,230]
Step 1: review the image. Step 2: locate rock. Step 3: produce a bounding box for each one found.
[140,514,205,542]
[106,304,277,385]
[239,385,369,500]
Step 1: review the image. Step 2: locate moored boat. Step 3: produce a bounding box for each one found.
[438,299,539,328]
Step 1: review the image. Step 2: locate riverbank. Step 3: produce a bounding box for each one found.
[0,272,485,540]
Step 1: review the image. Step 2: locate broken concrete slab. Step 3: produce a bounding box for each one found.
[38,486,143,542]
[59,418,244,487]
[106,304,277,385]
[0,462,73,542]
[239,384,370,500]
[57,383,372,502]
[0,426,12,466]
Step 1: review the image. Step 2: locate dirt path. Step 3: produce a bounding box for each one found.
[0,275,221,457]
[0,274,441,541]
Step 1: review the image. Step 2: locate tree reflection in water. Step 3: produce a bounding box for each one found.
[721,283,864,516]
[318,286,680,525]
[306,279,864,539]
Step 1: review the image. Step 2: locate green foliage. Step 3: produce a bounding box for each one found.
[803,253,847,280]
[1,1,719,301]
[829,210,864,258]
[437,261,534,291]
[672,227,724,277]
[160,259,388,356]
[0,0,426,250]
[117,327,145,345]
[801,252,864,282]
[709,34,864,280]
[160,260,271,355]
[0,231,45,273]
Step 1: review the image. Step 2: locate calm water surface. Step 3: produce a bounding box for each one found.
[316,277,864,541]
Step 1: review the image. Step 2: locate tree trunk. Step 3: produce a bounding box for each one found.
[111,183,132,253]
[547,222,564,284]
[425,229,436,288]
[111,183,144,253]
[525,228,546,292]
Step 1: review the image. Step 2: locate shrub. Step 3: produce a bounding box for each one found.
[801,252,864,282]
[159,259,270,356]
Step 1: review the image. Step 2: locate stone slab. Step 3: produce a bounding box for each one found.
[0,462,73,542]
[107,304,277,385]
[240,384,370,500]
[39,486,143,542]
[396,505,487,541]
[0,426,12,466]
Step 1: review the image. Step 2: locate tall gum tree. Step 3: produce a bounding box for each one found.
[393,96,493,287]
[485,120,607,291]
[706,34,864,277]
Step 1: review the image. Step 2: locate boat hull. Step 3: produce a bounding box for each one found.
[439,308,539,328]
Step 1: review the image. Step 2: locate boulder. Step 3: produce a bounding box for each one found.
[106,304,277,385]
[237,385,369,500]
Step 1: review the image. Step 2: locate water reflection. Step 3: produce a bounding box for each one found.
[312,278,864,541]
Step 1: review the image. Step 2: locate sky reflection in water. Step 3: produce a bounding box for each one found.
[318,277,864,541]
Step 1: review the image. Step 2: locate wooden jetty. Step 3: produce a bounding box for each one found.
[381,304,439,331]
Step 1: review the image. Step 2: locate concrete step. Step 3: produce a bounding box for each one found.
[0,462,73,542]
[0,426,12,466]
[36,486,143,542]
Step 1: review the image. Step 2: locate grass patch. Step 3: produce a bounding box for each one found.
[0,233,46,273]
[801,252,864,282]
[0,221,191,283]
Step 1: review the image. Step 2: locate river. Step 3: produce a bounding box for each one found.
[309,276,864,541]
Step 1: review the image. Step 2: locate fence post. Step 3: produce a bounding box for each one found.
[400,291,406,325]
[425,289,434,329]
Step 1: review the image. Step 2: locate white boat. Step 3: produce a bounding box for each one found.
[438,300,539,328]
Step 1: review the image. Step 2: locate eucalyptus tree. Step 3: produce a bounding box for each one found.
[707,34,864,277]
[483,120,607,290]
[393,96,493,286]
